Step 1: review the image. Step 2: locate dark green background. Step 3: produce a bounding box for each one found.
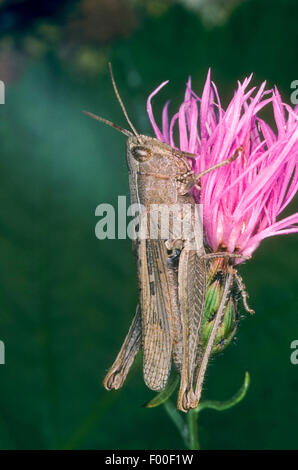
[0,0,297,449]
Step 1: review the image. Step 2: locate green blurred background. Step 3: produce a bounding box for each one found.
[0,0,297,450]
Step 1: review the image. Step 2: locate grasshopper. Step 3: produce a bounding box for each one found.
[85,64,249,411]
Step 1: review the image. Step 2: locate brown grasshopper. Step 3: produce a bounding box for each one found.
[85,64,248,412]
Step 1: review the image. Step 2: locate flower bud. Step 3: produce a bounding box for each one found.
[200,260,240,355]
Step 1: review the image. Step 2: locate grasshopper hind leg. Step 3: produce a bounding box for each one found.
[166,249,183,375]
[177,247,207,412]
[103,305,141,390]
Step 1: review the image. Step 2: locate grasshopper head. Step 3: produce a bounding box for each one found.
[128,134,172,162]
[127,134,194,179]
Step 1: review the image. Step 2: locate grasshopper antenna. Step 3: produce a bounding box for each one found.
[82,111,133,137]
[108,62,140,139]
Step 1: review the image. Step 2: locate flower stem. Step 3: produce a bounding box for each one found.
[186,409,200,450]
[163,399,188,446]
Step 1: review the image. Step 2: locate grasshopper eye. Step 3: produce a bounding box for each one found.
[131,146,152,162]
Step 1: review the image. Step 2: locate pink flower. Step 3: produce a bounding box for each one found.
[147,71,298,260]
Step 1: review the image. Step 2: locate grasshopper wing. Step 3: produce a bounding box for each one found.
[138,238,174,391]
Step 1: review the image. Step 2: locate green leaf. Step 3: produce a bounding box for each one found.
[186,372,250,450]
[195,371,250,414]
[145,373,179,408]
